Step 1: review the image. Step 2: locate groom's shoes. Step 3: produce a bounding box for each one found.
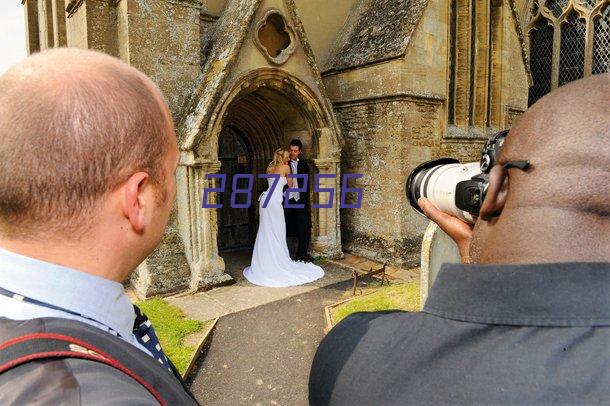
[297,253,315,263]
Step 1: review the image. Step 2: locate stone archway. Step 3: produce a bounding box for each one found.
[216,86,317,277]
[176,68,343,291]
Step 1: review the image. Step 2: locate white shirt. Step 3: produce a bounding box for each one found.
[0,245,152,357]
[289,158,300,201]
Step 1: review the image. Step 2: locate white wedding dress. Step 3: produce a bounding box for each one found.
[243,176,324,287]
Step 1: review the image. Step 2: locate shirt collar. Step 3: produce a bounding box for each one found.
[423,262,610,327]
[0,246,136,338]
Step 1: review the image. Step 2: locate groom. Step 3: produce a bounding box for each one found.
[283,139,315,263]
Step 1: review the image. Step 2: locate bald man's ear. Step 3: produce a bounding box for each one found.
[121,172,150,233]
[480,165,508,221]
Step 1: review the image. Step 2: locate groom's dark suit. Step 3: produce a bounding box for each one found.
[283,158,311,259]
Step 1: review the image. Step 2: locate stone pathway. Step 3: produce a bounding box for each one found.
[166,251,357,322]
[186,278,354,405]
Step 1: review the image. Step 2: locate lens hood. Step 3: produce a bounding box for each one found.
[405,158,459,216]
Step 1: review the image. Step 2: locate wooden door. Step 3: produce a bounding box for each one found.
[218,127,255,252]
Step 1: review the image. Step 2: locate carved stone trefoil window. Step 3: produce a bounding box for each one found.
[526,0,610,106]
[253,9,296,65]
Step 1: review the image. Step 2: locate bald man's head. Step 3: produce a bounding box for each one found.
[500,73,609,215]
[0,48,175,239]
[471,73,610,264]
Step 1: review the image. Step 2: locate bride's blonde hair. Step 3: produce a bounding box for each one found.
[268,148,288,169]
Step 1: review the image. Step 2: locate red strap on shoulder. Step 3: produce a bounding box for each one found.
[0,332,165,405]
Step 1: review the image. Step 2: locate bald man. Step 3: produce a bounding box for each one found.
[309,74,610,405]
[0,49,197,404]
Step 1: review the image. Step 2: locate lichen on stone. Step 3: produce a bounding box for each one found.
[323,0,429,73]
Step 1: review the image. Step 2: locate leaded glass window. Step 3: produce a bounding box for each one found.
[547,0,569,18]
[529,20,554,105]
[527,0,610,106]
[558,11,586,85]
[592,5,610,74]
[583,0,599,9]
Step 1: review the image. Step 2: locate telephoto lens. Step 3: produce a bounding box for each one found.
[406,159,485,224]
[405,130,510,225]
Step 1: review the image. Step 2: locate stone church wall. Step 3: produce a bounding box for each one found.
[116,0,202,116]
[335,97,438,267]
[323,0,528,268]
[119,0,203,297]
[58,0,202,118]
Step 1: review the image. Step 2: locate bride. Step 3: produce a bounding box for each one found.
[243,149,324,287]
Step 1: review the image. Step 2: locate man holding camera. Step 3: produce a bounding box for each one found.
[309,74,610,405]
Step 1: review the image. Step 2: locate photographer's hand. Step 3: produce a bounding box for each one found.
[417,197,474,263]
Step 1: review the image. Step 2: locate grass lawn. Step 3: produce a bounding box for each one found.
[137,297,211,375]
[331,282,420,326]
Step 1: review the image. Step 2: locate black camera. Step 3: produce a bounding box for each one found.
[405,130,509,224]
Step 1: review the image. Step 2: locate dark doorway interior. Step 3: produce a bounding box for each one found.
[216,87,315,278]
[218,126,255,252]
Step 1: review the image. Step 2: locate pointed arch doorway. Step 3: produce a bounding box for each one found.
[176,69,344,290]
[216,83,322,279]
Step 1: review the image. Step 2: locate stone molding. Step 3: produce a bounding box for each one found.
[507,0,532,84]
[504,105,526,128]
[166,0,203,9]
[200,10,220,22]
[445,124,495,141]
[331,91,445,109]
[66,0,202,18]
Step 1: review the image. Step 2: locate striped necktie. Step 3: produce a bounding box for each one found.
[133,305,172,371]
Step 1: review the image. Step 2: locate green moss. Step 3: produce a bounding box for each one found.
[313,255,328,265]
[331,282,420,325]
[136,297,206,375]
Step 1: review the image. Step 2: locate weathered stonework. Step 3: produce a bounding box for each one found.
[323,0,528,268]
[323,0,429,73]
[130,209,192,297]
[23,0,40,54]
[116,0,202,115]
[65,0,118,55]
[335,97,440,267]
[175,0,344,293]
